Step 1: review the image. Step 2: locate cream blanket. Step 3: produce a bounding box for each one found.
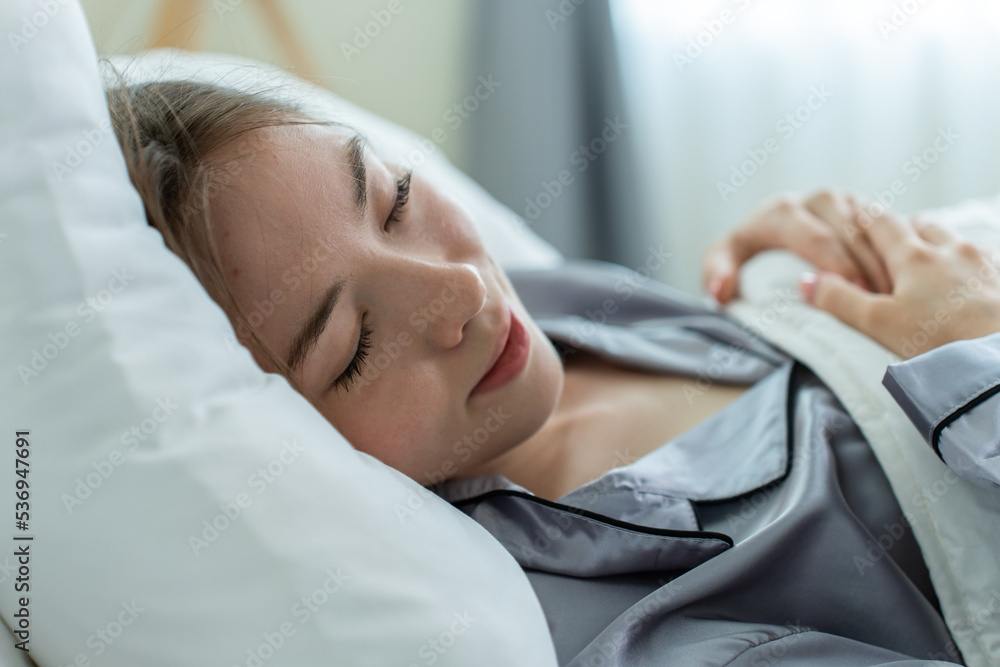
[725,194,1000,667]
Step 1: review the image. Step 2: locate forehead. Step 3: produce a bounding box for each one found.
[209,123,361,267]
[211,123,358,238]
[206,124,362,340]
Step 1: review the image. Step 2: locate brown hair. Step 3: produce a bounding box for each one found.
[103,67,334,395]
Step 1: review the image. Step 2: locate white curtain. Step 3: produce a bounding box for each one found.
[611,0,1000,295]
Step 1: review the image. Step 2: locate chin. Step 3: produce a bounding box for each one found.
[449,318,565,484]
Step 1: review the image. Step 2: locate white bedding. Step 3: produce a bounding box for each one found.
[0,6,561,662]
[726,194,1000,667]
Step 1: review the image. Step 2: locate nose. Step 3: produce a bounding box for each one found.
[399,259,487,349]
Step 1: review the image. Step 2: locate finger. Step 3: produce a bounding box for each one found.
[746,207,866,283]
[852,206,922,276]
[803,192,891,293]
[806,272,892,344]
[846,226,893,293]
[910,217,960,246]
[847,201,893,294]
[702,239,741,304]
[705,200,871,304]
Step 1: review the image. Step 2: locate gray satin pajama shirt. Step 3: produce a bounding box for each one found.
[429,259,997,667]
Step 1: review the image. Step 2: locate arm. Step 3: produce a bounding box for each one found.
[882,333,1000,490]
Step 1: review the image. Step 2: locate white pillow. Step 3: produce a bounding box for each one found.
[0,3,559,666]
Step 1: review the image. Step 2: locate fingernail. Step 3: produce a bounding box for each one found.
[800,272,818,303]
[709,276,724,300]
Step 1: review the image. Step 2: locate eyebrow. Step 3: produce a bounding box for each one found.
[346,133,367,215]
[284,133,368,375]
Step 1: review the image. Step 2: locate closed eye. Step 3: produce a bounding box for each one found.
[386,170,412,227]
[332,316,373,395]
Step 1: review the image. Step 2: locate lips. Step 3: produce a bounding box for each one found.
[470,303,531,398]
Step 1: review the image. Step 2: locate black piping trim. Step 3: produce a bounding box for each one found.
[930,381,1000,458]
[451,488,735,548]
[694,361,798,507]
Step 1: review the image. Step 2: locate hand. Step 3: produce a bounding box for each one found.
[703,190,892,304]
[802,209,1000,358]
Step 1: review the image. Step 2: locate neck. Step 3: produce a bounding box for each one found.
[455,353,600,499]
[459,409,578,500]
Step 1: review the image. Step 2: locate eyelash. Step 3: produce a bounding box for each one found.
[335,317,373,394]
[387,170,412,226]
[335,169,412,395]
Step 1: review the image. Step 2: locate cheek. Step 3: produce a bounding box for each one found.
[322,372,458,477]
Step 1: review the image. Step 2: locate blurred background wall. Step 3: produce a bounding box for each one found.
[612,0,1000,294]
[80,0,475,168]
[80,0,1000,298]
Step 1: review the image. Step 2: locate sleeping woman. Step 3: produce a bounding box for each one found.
[105,79,1000,666]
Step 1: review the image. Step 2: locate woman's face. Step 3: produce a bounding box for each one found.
[207,123,565,484]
